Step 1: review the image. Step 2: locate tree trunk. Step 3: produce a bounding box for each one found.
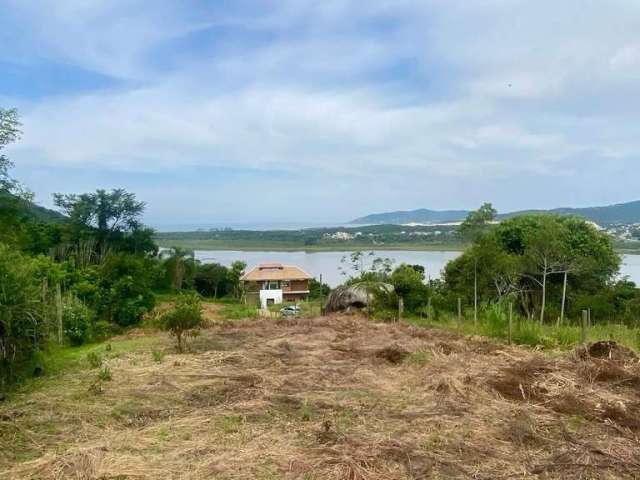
[398,296,404,321]
[540,271,547,325]
[560,271,568,326]
[214,284,218,299]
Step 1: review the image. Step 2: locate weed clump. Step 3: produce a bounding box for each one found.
[151,350,165,363]
[86,352,103,369]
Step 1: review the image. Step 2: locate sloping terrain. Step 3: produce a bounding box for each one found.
[351,200,640,226]
[1,312,639,479]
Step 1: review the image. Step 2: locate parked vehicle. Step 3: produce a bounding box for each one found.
[280,305,301,316]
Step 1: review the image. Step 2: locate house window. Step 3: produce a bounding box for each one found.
[281,280,290,288]
[264,281,280,290]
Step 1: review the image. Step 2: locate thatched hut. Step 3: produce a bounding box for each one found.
[324,283,394,313]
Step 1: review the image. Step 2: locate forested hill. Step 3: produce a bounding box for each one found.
[351,200,640,226]
[501,201,640,226]
[350,208,469,225]
[0,192,66,223]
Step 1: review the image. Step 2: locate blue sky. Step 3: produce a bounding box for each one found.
[2,0,640,228]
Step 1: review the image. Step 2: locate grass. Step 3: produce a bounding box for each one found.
[406,310,640,352]
[153,237,466,252]
[219,303,259,320]
[4,313,640,479]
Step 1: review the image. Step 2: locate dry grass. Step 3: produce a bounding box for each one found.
[1,307,640,479]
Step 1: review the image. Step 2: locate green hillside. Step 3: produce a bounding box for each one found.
[0,192,66,223]
[351,200,640,227]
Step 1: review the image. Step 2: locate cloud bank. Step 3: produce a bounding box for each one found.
[2,0,640,225]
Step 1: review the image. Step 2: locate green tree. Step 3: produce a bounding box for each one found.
[0,244,62,389]
[459,202,497,239]
[194,263,229,298]
[160,293,204,352]
[227,261,247,299]
[161,247,196,291]
[390,264,428,315]
[93,253,156,326]
[0,108,32,246]
[54,189,146,252]
[309,278,331,300]
[445,214,620,323]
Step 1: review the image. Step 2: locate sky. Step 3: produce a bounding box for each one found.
[2,0,640,228]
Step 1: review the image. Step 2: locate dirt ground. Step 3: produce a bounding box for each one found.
[1,310,640,479]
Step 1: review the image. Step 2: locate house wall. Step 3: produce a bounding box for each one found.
[259,289,283,308]
[286,279,309,292]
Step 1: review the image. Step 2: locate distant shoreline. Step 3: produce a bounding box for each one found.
[154,239,640,255]
[154,240,467,252]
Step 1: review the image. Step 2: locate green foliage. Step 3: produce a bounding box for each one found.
[227,261,247,299]
[151,350,165,363]
[160,293,205,352]
[219,303,258,320]
[86,352,103,369]
[445,214,623,324]
[309,278,331,300]
[0,244,60,390]
[62,296,94,346]
[459,202,497,239]
[194,262,229,297]
[161,247,197,291]
[97,365,112,381]
[94,253,157,327]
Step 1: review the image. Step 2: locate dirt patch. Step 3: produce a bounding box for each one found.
[588,341,638,362]
[2,311,640,479]
[375,344,409,364]
[489,357,552,401]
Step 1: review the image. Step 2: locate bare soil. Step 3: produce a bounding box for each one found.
[1,310,640,479]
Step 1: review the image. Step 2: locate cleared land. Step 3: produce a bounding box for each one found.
[2,306,640,479]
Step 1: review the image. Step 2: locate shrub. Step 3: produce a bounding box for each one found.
[160,293,205,352]
[96,253,156,327]
[97,365,112,381]
[86,352,103,369]
[62,296,94,346]
[151,350,165,363]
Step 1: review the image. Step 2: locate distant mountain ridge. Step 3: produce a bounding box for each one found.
[351,200,640,227]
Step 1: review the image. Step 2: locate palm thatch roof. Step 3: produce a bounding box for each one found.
[324,283,394,313]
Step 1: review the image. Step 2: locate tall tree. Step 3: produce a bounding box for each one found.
[459,202,498,239]
[227,261,247,300]
[54,189,145,251]
[161,247,196,291]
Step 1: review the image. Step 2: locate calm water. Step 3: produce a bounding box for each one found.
[192,250,640,287]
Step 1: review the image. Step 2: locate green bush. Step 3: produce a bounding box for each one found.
[86,352,103,369]
[160,293,205,352]
[62,296,94,346]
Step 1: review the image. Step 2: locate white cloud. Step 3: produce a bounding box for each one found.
[4,0,640,221]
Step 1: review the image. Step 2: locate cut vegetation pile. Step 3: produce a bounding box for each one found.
[1,309,640,479]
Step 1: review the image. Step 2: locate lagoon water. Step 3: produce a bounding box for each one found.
[194,250,640,287]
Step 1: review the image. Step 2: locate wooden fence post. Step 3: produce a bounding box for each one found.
[398,296,404,322]
[319,274,324,316]
[457,297,462,326]
[56,283,63,346]
[508,303,513,345]
[581,310,588,344]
